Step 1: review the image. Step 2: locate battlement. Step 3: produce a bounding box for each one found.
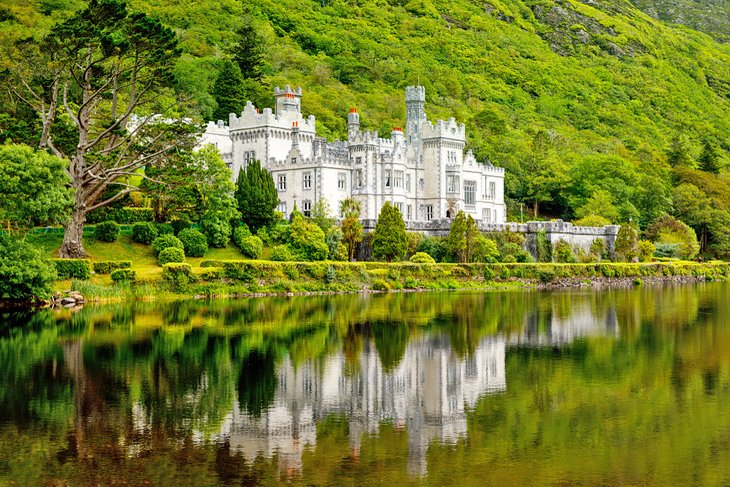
[348,130,396,147]
[405,85,426,103]
[228,101,316,132]
[204,120,230,135]
[274,85,303,97]
[422,118,466,141]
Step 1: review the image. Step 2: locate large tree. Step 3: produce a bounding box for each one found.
[235,160,278,232]
[372,202,407,262]
[212,60,246,122]
[230,19,264,81]
[7,0,183,258]
[340,197,363,261]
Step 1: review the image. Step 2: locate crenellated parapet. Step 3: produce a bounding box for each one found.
[422,118,466,141]
[228,101,316,132]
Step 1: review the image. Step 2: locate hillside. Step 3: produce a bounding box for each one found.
[628,0,730,43]
[1,0,730,239]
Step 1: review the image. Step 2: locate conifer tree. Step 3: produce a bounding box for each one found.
[698,139,721,175]
[230,19,264,80]
[235,160,278,232]
[340,197,363,261]
[372,202,407,262]
[447,210,467,262]
[212,60,246,122]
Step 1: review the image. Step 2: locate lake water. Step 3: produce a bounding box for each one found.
[2,283,730,485]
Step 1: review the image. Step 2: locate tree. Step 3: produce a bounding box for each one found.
[288,214,328,261]
[311,199,335,234]
[614,221,639,262]
[575,190,619,223]
[7,0,183,258]
[0,144,73,231]
[340,197,363,261]
[0,235,57,302]
[447,210,467,262]
[194,146,240,248]
[667,134,694,168]
[235,159,278,232]
[212,60,246,122]
[230,18,264,80]
[644,214,699,260]
[698,139,721,175]
[520,130,569,218]
[672,183,713,252]
[372,202,407,262]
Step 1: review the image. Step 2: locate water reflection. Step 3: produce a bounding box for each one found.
[1,284,730,485]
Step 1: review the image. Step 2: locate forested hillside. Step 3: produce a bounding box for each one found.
[1,0,730,254]
[628,0,730,43]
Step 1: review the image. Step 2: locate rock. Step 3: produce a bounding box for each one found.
[68,292,85,302]
[60,297,76,305]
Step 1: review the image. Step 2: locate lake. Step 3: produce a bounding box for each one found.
[1,283,730,485]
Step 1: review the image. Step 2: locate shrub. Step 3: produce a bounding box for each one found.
[502,254,517,263]
[158,247,186,265]
[324,265,337,283]
[171,218,190,235]
[178,228,208,257]
[416,237,449,262]
[239,235,263,259]
[473,236,500,263]
[289,215,328,261]
[573,214,611,227]
[201,217,232,248]
[93,261,131,274]
[0,236,57,301]
[95,221,120,242]
[87,206,153,224]
[110,269,136,283]
[256,227,270,245]
[52,258,91,279]
[152,234,185,257]
[483,266,495,281]
[553,239,576,263]
[155,223,174,235]
[232,224,252,247]
[162,263,194,291]
[132,222,158,244]
[638,240,656,262]
[535,230,552,263]
[271,244,294,261]
[371,279,391,291]
[410,252,436,264]
[615,222,640,262]
[655,243,681,258]
[644,215,699,260]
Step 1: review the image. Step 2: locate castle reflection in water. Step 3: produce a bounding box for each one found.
[208,301,619,477]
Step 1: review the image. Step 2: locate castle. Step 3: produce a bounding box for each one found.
[201,85,507,224]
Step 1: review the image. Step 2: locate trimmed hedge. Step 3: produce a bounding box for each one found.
[95,221,120,242]
[110,269,136,283]
[158,247,185,265]
[51,259,92,280]
[239,235,263,259]
[163,263,194,290]
[132,222,158,244]
[178,228,208,257]
[152,234,185,257]
[93,261,132,274]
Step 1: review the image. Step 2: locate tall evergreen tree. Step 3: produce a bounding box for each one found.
[235,160,278,232]
[212,60,246,122]
[698,139,721,175]
[667,134,694,168]
[340,197,363,261]
[230,19,264,80]
[372,202,407,262]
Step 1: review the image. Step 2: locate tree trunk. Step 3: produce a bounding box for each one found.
[533,201,539,219]
[59,200,87,258]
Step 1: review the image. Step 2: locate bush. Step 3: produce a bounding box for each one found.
[110,269,136,283]
[93,261,131,274]
[410,252,436,264]
[483,266,495,281]
[289,215,328,261]
[371,279,391,291]
[95,221,120,242]
[239,235,263,259]
[573,214,611,227]
[52,258,91,279]
[171,218,190,235]
[162,263,194,291]
[158,247,186,265]
[655,242,681,258]
[155,223,174,235]
[132,222,158,244]
[473,236,500,263]
[417,237,449,262]
[553,239,576,263]
[638,240,656,262]
[644,215,699,260]
[232,225,252,248]
[271,244,294,261]
[201,217,232,248]
[152,234,185,257]
[87,206,153,224]
[0,236,57,301]
[178,228,208,257]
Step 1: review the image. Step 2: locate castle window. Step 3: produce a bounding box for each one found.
[278,175,287,191]
[395,202,404,214]
[337,172,347,190]
[356,157,362,165]
[425,205,433,221]
[407,205,412,220]
[489,181,496,200]
[394,170,404,189]
[277,202,287,215]
[303,200,312,217]
[355,169,363,188]
[291,157,297,164]
[244,151,256,164]
[419,178,424,191]
[483,208,491,223]
[406,174,411,192]
[303,172,312,190]
[384,169,392,188]
[464,180,476,205]
[447,175,459,194]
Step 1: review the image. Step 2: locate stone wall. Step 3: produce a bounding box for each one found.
[361,219,621,256]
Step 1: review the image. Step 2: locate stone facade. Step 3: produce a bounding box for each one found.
[201,85,507,224]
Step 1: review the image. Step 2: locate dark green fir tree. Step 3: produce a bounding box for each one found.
[698,139,721,175]
[372,202,407,262]
[235,160,278,232]
[212,60,246,122]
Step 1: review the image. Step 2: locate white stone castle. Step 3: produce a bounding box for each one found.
[202,85,507,224]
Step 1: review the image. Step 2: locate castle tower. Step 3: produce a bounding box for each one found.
[274,85,303,114]
[348,108,360,140]
[405,85,426,143]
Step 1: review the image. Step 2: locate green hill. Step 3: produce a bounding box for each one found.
[1,0,730,251]
[628,0,730,43]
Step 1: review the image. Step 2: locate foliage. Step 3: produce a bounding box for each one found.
[698,139,721,175]
[0,236,57,301]
[615,222,640,262]
[638,240,656,262]
[446,211,480,263]
[409,252,436,264]
[239,235,263,259]
[110,269,136,283]
[0,144,73,230]
[230,17,264,80]
[417,237,449,262]
[93,261,132,274]
[372,202,407,262]
[644,215,699,260]
[175,228,208,257]
[473,236,501,263]
[288,215,328,261]
[271,244,294,261]
[325,227,346,260]
[131,223,158,247]
[156,223,174,235]
[232,225,252,247]
[94,221,120,242]
[235,159,277,232]
[340,198,363,261]
[162,263,194,291]
[51,258,91,280]
[152,235,185,257]
[87,207,155,224]
[573,215,611,227]
[194,146,240,248]
[171,219,191,236]
[311,199,335,234]
[158,246,186,265]
[553,239,576,263]
[212,60,246,122]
